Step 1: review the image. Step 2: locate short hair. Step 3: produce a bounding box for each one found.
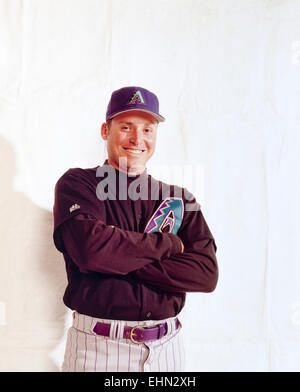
[106,119,112,131]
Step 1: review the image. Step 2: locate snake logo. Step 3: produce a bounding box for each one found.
[144,198,184,235]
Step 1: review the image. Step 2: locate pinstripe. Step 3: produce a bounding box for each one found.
[67,328,72,371]
[126,321,131,372]
[166,342,168,372]
[166,320,173,372]
[128,343,131,372]
[74,313,80,371]
[94,336,97,371]
[159,342,164,371]
[74,329,78,371]
[172,340,176,371]
[117,339,119,371]
[139,345,143,371]
[178,334,182,371]
[157,343,160,372]
[158,340,163,371]
[83,315,87,372]
[169,320,176,372]
[98,336,102,371]
[83,334,87,371]
[105,339,108,372]
[181,335,185,371]
[89,317,97,372]
[71,328,76,372]
[148,347,152,372]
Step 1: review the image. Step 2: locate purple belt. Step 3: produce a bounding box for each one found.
[93,318,180,344]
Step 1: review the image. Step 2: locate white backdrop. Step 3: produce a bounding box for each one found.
[0,0,299,372]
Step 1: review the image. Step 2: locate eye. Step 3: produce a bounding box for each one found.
[144,128,152,133]
[121,126,129,130]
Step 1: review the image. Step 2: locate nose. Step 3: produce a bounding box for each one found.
[129,129,143,146]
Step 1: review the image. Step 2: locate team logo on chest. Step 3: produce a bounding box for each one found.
[144,198,183,235]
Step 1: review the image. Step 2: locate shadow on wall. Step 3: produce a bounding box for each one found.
[0,135,67,371]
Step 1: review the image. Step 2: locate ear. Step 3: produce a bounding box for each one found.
[101,122,109,141]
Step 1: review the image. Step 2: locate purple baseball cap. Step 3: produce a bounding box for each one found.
[106,86,165,123]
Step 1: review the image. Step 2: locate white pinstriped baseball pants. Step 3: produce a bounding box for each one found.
[61,311,185,372]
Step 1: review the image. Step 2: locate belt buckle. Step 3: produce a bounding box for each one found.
[130,324,164,344]
[130,325,153,344]
[130,326,142,344]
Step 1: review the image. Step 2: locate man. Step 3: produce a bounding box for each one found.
[52,86,218,372]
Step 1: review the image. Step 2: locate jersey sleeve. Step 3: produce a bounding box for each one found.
[53,169,103,253]
[134,189,218,293]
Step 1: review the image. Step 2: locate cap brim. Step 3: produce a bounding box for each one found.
[108,109,165,123]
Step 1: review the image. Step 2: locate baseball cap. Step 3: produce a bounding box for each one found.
[106,86,165,123]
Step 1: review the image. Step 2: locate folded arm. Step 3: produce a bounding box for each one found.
[57,213,183,275]
[134,237,218,293]
[134,200,218,293]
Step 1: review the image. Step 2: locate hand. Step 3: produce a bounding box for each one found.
[179,238,184,253]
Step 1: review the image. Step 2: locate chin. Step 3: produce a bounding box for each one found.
[128,161,146,172]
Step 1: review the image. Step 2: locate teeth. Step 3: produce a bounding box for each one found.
[124,148,143,154]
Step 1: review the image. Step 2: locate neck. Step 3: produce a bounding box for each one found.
[107,159,145,176]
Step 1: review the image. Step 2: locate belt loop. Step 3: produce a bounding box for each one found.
[109,320,117,339]
[166,318,173,335]
[158,323,165,339]
[73,311,80,329]
[116,320,125,339]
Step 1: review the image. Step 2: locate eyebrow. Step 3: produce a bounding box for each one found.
[118,121,155,126]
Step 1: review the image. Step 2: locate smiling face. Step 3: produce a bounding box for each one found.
[101,110,158,175]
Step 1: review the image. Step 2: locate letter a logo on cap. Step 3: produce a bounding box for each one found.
[127,90,145,105]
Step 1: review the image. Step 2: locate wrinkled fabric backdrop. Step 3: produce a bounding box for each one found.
[0,0,299,372]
